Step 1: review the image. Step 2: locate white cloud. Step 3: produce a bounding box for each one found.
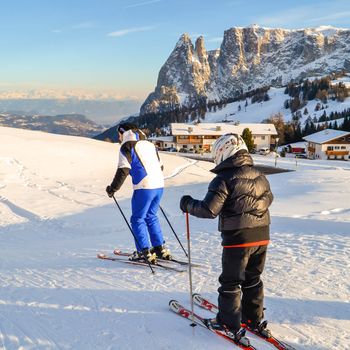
[51,21,94,34]
[125,0,161,8]
[107,26,155,37]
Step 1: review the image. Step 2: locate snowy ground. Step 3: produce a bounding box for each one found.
[0,126,349,350]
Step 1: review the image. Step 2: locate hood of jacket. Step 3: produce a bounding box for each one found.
[120,129,145,145]
[211,149,253,174]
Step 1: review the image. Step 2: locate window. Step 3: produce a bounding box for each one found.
[261,135,265,140]
[335,146,340,150]
[341,146,346,149]
[327,146,334,151]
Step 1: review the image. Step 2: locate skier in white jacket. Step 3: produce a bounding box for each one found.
[106,123,171,264]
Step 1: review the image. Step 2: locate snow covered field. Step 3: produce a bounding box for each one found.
[0,126,349,350]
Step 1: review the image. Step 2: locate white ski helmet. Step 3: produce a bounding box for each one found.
[211,133,248,165]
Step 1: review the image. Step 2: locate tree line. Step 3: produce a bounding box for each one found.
[284,72,349,113]
[263,111,350,145]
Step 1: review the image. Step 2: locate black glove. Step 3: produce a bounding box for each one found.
[180,195,193,213]
[106,185,115,198]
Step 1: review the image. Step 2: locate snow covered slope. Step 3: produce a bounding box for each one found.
[0,126,349,349]
[202,85,350,127]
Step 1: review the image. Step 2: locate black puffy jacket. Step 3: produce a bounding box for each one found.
[183,150,273,245]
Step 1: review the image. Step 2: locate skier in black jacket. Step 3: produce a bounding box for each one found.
[180,133,273,345]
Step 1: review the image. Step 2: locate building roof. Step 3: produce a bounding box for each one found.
[303,129,350,144]
[148,136,174,142]
[171,123,277,136]
[285,141,307,148]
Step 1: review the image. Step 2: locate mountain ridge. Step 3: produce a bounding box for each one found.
[0,113,106,138]
[140,25,350,115]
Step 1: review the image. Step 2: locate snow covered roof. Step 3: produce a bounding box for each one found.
[284,141,307,148]
[303,129,350,144]
[148,136,174,142]
[171,123,277,136]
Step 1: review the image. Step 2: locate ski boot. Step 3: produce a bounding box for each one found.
[129,249,157,264]
[254,320,272,338]
[245,319,272,338]
[152,245,172,260]
[204,318,251,347]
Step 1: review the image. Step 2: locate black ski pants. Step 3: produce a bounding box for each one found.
[216,244,267,331]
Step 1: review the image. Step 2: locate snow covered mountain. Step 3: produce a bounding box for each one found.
[140,25,350,115]
[0,113,106,138]
[0,126,349,349]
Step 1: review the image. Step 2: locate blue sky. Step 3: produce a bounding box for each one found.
[1,0,350,101]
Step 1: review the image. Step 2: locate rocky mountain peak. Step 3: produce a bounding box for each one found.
[195,36,206,59]
[140,25,350,115]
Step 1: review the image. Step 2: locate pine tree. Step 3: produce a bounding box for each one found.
[343,116,350,131]
[241,128,255,153]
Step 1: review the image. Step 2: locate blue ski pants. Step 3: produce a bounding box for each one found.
[130,188,165,251]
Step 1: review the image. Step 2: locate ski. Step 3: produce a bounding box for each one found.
[169,300,257,349]
[192,293,297,350]
[113,249,203,267]
[97,253,186,273]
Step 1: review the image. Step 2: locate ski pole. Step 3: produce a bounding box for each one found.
[112,195,155,274]
[185,212,196,328]
[160,205,188,257]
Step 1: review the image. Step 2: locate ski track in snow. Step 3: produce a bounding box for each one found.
[1,128,350,349]
[164,157,199,180]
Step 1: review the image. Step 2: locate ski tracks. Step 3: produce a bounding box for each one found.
[164,158,199,180]
[0,310,62,350]
[0,157,104,217]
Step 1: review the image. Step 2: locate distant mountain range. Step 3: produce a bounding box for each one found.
[140,25,350,115]
[0,96,141,125]
[0,113,106,138]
